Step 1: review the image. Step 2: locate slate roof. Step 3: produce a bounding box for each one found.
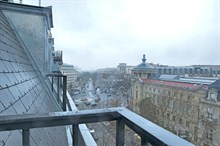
[159,74,179,80]
[0,8,67,146]
[141,78,204,89]
[209,79,220,89]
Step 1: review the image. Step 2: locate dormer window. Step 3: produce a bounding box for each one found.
[209,92,217,101]
[207,107,214,119]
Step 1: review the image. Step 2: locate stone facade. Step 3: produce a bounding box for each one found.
[61,63,79,91]
[131,55,220,146]
[198,80,220,146]
[132,78,207,145]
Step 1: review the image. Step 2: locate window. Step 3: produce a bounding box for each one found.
[135,91,138,99]
[179,117,182,124]
[207,107,214,119]
[167,113,170,119]
[187,104,192,115]
[168,91,171,96]
[157,109,160,115]
[210,93,216,100]
[173,100,177,110]
[172,115,176,121]
[186,121,190,127]
[206,128,213,141]
[187,95,190,100]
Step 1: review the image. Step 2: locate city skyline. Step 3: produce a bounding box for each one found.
[23,0,220,71]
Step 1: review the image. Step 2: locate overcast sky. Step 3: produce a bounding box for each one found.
[23,0,220,71]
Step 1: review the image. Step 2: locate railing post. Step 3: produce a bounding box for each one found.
[63,75,67,111]
[72,124,79,146]
[57,76,60,103]
[22,129,30,146]
[51,75,53,92]
[116,119,125,146]
[141,136,149,146]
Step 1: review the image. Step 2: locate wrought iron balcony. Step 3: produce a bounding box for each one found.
[0,107,194,146]
[53,50,63,65]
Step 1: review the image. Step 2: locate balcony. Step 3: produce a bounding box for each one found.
[53,50,63,65]
[0,107,194,146]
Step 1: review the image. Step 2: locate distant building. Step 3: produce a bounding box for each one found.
[131,54,220,146]
[117,63,127,74]
[155,66,214,77]
[117,63,135,75]
[132,54,157,78]
[61,63,79,90]
[198,80,220,146]
[118,57,220,78]
[192,65,220,77]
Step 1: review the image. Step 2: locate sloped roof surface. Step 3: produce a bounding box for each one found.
[141,78,205,89]
[0,9,67,145]
[209,79,220,89]
[159,74,179,80]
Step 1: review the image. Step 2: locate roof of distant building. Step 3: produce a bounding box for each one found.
[179,77,216,85]
[209,79,220,89]
[141,78,207,89]
[159,74,179,80]
[133,54,155,71]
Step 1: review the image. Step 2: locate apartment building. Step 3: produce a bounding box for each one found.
[131,55,220,146]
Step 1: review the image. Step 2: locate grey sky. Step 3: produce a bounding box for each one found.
[23,0,219,71]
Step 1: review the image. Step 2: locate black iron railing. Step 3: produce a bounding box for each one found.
[0,107,194,146]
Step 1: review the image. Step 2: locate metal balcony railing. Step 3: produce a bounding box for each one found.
[0,107,194,146]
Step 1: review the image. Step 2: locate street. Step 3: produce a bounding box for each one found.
[71,78,133,146]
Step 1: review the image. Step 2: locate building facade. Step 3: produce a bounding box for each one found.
[61,63,79,91]
[131,55,220,146]
[155,66,214,77]
[198,80,220,146]
[118,60,220,78]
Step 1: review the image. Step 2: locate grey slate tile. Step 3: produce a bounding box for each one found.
[12,100,26,115]
[0,131,10,145]
[5,130,22,146]
[0,73,11,88]
[8,85,22,100]
[0,88,15,109]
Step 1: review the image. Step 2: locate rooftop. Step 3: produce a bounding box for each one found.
[133,54,155,71]
[141,78,206,89]
[209,79,220,89]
